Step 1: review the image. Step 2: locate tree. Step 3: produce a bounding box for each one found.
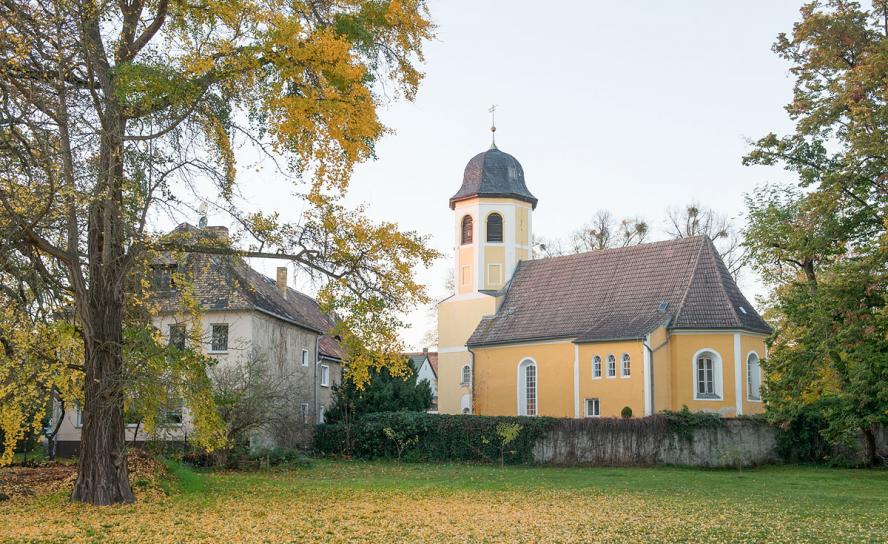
[665,202,746,279]
[570,210,649,252]
[325,361,432,424]
[743,1,887,465]
[0,0,435,503]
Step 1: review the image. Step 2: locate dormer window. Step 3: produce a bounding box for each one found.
[461,215,473,245]
[486,213,503,242]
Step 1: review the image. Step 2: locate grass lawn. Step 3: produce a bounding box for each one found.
[1,460,886,543]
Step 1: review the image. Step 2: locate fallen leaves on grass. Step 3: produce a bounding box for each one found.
[0,462,886,543]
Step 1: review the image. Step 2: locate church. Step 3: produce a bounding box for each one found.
[436,137,771,419]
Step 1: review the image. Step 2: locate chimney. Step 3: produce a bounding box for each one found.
[423,347,429,355]
[204,225,229,242]
[276,267,288,299]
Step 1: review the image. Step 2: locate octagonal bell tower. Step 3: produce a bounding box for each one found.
[449,141,537,294]
[437,126,537,415]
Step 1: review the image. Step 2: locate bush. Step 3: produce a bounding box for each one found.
[182,445,312,470]
[772,402,849,465]
[621,406,633,419]
[315,412,556,464]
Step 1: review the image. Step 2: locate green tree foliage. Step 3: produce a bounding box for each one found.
[743,1,888,465]
[325,360,432,424]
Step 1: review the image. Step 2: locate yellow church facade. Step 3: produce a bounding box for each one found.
[437,142,770,418]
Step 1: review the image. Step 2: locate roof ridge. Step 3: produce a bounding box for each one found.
[704,237,744,328]
[533,235,705,265]
[672,237,707,326]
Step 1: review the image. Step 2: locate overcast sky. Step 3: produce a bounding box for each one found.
[235,1,808,350]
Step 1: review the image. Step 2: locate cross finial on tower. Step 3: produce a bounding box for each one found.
[488,104,498,150]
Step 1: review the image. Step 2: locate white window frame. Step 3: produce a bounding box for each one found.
[74,403,83,428]
[461,364,471,385]
[517,358,538,416]
[747,351,762,402]
[317,404,326,424]
[301,348,309,367]
[320,364,330,387]
[606,354,616,378]
[209,323,229,353]
[584,398,600,418]
[300,403,310,424]
[592,355,601,379]
[692,348,723,400]
[621,353,631,378]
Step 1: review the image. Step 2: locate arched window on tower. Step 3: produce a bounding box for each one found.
[461,215,473,245]
[486,213,503,242]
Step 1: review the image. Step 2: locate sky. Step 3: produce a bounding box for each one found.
[236,1,808,350]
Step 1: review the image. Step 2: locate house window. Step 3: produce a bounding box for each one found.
[461,215,473,245]
[210,324,228,352]
[592,355,601,378]
[606,354,616,378]
[518,359,537,416]
[151,264,178,290]
[621,353,631,377]
[486,213,503,242]
[168,324,186,350]
[300,403,309,424]
[161,398,184,426]
[75,403,84,427]
[585,398,600,417]
[317,404,326,424]
[694,350,723,400]
[301,348,309,367]
[747,352,762,401]
[461,364,471,385]
[320,364,330,387]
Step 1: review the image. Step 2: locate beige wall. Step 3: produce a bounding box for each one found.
[668,332,767,415]
[578,341,645,418]
[436,294,497,414]
[457,330,768,420]
[473,341,576,417]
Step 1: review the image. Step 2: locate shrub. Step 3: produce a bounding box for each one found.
[315,412,555,464]
[621,406,633,419]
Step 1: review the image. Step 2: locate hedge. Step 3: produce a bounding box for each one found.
[314,412,557,464]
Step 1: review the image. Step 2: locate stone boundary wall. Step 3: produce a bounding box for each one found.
[532,418,779,468]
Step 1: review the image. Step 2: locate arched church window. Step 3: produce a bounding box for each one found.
[747,352,762,401]
[486,213,503,242]
[518,359,537,416]
[461,215,473,245]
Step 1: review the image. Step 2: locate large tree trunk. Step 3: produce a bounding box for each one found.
[71,114,135,504]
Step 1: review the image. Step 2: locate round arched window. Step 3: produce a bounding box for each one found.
[461,215,473,245]
[518,359,537,416]
[486,213,503,242]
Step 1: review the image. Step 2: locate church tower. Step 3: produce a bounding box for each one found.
[436,125,537,415]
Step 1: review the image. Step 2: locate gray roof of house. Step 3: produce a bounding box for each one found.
[450,147,538,209]
[155,224,344,360]
[467,236,770,347]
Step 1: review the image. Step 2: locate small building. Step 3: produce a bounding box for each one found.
[405,348,438,411]
[53,223,342,456]
[437,142,770,418]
